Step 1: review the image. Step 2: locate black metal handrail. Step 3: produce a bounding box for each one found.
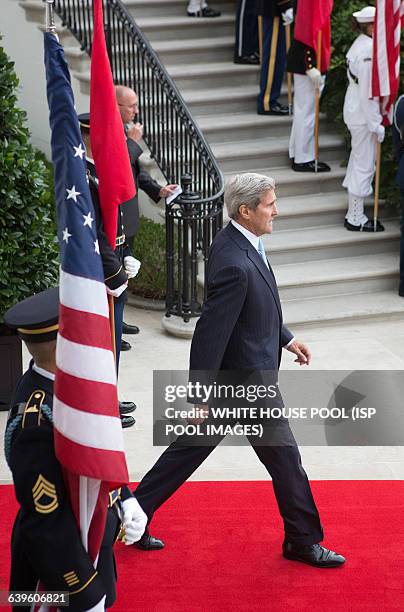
[53,0,224,322]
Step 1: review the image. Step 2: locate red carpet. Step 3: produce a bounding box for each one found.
[1,481,404,611]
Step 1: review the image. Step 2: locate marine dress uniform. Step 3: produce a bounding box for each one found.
[342,6,385,232]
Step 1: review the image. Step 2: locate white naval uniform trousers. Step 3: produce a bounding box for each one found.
[289,73,326,164]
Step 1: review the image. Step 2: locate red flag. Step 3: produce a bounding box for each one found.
[294,0,333,73]
[90,0,136,248]
[372,0,404,126]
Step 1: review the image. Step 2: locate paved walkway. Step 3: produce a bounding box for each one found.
[1,305,404,484]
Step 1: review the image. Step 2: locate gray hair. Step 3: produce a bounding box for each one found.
[224,173,275,220]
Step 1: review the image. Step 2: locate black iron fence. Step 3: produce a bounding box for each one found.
[53,0,224,320]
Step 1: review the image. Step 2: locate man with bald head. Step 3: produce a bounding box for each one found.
[115,85,178,340]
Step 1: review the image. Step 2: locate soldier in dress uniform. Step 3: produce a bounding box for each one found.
[234,0,259,65]
[392,94,404,295]
[286,1,331,172]
[79,113,138,428]
[257,0,294,115]
[4,288,147,610]
[342,6,385,232]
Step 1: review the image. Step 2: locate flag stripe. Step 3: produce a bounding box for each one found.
[54,431,128,486]
[56,335,117,385]
[54,370,118,416]
[59,269,109,318]
[53,396,124,451]
[59,304,113,350]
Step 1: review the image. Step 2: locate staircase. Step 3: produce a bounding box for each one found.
[18,0,404,327]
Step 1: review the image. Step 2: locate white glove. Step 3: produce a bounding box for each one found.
[124,256,141,279]
[122,497,147,545]
[376,124,385,143]
[106,281,128,298]
[282,8,293,25]
[306,67,322,90]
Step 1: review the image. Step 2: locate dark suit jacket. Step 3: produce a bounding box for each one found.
[190,223,293,380]
[121,139,162,237]
[256,0,293,18]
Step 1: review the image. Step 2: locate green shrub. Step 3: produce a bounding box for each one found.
[129,216,166,300]
[321,1,403,208]
[0,39,58,328]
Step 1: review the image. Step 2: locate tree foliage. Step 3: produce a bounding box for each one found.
[0,38,58,327]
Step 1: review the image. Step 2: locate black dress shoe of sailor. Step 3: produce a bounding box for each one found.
[122,321,140,334]
[283,542,345,568]
[234,53,260,65]
[121,415,136,428]
[344,218,385,232]
[121,339,132,351]
[134,533,165,550]
[187,6,221,17]
[119,401,137,414]
[292,160,331,172]
[258,102,289,116]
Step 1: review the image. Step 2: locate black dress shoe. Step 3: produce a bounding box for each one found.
[258,102,290,116]
[134,533,165,550]
[344,218,385,232]
[292,160,331,172]
[122,321,140,335]
[119,401,137,414]
[283,542,345,568]
[121,339,132,351]
[399,284,404,297]
[187,6,221,17]
[234,53,260,65]
[121,415,136,428]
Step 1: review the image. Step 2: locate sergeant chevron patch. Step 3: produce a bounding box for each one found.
[32,474,58,514]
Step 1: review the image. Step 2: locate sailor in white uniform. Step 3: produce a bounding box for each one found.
[342,5,385,232]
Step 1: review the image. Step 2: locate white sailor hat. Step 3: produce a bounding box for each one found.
[352,6,376,23]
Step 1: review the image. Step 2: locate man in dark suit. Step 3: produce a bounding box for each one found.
[133,173,345,568]
[115,85,178,344]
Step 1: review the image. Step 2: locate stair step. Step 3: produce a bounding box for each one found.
[213,135,345,172]
[283,290,404,327]
[262,221,400,265]
[152,36,234,64]
[183,83,287,116]
[136,14,235,41]
[198,252,399,300]
[197,112,332,144]
[224,163,348,198]
[124,0,235,18]
[167,61,260,90]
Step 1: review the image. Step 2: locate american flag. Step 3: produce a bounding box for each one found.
[372,0,404,125]
[44,31,129,563]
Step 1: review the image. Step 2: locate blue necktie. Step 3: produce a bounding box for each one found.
[257,238,269,269]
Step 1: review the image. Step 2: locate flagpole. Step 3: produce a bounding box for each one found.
[373,142,382,231]
[286,25,292,115]
[45,0,56,33]
[258,15,263,64]
[314,30,322,173]
[108,294,117,363]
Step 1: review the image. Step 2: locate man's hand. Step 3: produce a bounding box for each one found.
[306,67,322,90]
[159,184,179,199]
[285,340,311,366]
[124,256,141,279]
[121,497,148,545]
[187,404,209,425]
[282,8,293,25]
[127,122,143,142]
